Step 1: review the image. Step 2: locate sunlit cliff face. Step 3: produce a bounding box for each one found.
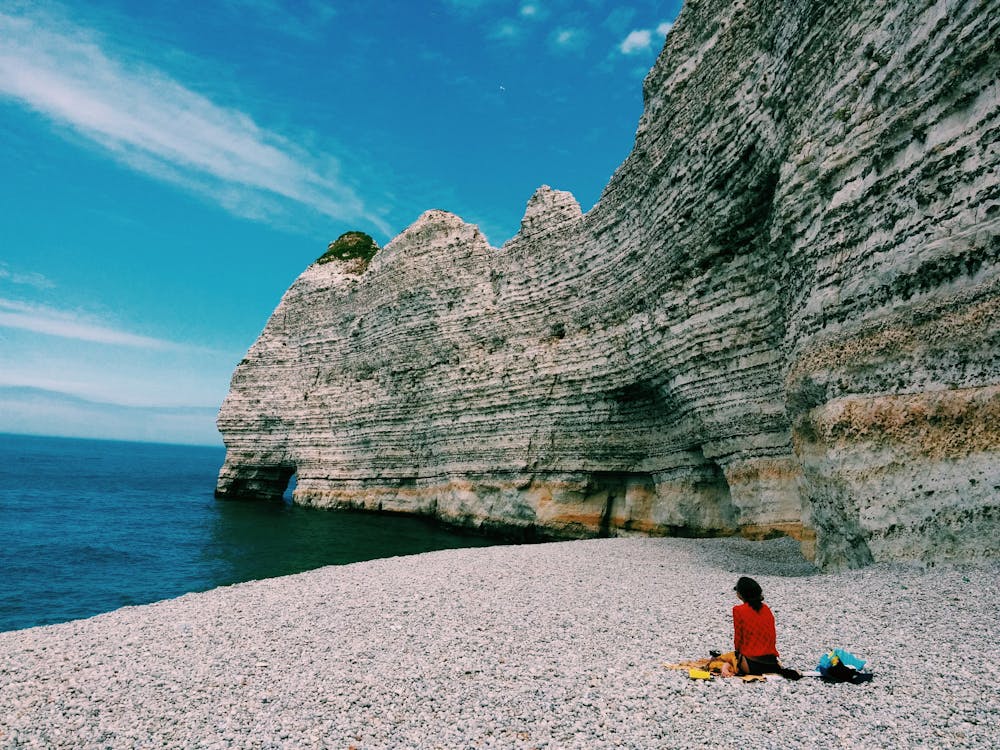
[217,0,1000,570]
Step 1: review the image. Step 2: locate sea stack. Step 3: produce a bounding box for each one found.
[217,0,1000,569]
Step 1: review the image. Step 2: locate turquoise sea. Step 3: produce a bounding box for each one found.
[0,433,499,632]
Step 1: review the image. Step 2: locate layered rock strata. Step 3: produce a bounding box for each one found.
[217,0,1000,568]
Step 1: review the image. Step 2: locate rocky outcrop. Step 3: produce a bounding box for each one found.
[217,0,1000,569]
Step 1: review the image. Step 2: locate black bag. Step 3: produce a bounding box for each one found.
[820,661,874,684]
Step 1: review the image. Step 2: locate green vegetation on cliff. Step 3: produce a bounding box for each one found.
[317,231,379,264]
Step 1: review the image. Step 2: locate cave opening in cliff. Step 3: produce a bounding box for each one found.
[599,484,618,538]
[283,472,297,504]
[256,464,297,504]
[692,457,738,535]
[215,462,298,503]
[587,471,657,537]
[655,448,739,537]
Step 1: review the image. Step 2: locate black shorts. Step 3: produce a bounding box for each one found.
[740,654,781,675]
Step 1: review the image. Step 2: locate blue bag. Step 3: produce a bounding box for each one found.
[817,648,866,672]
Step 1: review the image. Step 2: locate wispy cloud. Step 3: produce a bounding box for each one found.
[0,386,222,445]
[0,298,183,350]
[0,263,55,290]
[0,7,391,236]
[0,321,238,410]
[489,20,522,41]
[603,7,637,35]
[488,1,547,44]
[549,27,588,54]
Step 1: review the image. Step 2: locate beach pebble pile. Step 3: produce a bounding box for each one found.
[1,536,998,749]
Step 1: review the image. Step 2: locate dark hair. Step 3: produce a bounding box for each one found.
[734,576,764,611]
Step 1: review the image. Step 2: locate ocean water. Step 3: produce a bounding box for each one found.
[0,433,500,632]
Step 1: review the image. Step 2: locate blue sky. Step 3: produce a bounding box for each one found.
[0,0,682,446]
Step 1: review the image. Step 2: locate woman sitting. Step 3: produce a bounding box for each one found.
[732,576,800,679]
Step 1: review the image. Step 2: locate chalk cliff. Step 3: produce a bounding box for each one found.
[217,0,1000,569]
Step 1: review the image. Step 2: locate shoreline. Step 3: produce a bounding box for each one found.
[2,536,997,748]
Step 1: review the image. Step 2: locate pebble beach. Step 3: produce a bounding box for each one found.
[1,536,998,749]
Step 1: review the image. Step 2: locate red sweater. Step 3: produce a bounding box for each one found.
[733,602,778,658]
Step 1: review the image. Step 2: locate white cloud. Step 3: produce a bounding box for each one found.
[0,8,391,237]
[0,298,183,350]
[519,4,539,18]
[619,29,652,55]
[618,21,672,56]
